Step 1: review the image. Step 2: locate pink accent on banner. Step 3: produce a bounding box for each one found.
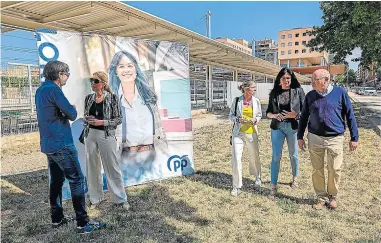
[159,109,168,118]
[162,118,192,132]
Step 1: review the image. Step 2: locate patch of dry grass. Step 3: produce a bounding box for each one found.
[1,107,381,242]
[1,132,46,175]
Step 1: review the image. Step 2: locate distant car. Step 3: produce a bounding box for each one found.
[353,87,361,94]
[363,87,377,96]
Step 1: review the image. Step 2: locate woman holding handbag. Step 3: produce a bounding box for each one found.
[228,80,262,196]
[83,71,129,210]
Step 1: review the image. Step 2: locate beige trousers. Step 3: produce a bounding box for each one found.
[85,128,127,204]
[231,132,261,188]
[307,133,344,201]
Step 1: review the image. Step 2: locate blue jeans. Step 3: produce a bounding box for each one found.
[270,122,299,185]
[46,145,89,227]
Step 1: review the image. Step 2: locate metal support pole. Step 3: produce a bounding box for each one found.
[233,70,238,82]
[194,80,197,107]
[224,80,227,108]
[27,64,34,113]
[207,66,213,111]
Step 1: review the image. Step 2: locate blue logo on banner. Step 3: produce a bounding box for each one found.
[38,42,59,62]
[167,155,190,172]
[37,40,60,81]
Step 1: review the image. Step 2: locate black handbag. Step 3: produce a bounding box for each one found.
[79,129,85,144]
[230,97,239,145]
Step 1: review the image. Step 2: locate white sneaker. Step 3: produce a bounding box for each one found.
[231,187,241,197]
[123,202,131,210]
[254,179,261,188]
[116,202,131,210]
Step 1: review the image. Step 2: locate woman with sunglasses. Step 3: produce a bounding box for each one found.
[83,71,129,210]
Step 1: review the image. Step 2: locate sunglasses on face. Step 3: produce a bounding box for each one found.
[90,78,103,84]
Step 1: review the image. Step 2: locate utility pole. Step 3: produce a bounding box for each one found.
[251,39,255,57]
[346,65,349,88]
[206,10,212,38]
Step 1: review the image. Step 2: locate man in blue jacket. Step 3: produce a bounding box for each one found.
[35,61,105,233]
[297,69,359,210]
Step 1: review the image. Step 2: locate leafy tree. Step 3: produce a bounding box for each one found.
[335,68,356,86]
[346,69,356,84]
[308,2,381,69]
[335,74,345,86]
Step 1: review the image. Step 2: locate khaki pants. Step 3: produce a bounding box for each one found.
[85,129,127,204]
[231,132,261,188]
[307,133,344,201]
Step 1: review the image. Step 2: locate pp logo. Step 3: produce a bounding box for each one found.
[167,155,190,172]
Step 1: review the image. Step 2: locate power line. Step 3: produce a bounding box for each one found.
[190,15,206,30]
[1,46,38,53]
[193,15,206,26]
[1,45,37,51]
[1,34,35,41]
[1,56,38,63]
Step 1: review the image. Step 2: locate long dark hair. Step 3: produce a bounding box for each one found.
[108,51,157,104]
[270,67,301,96]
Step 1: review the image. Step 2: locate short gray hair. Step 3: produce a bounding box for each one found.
[238,80,255,93]
[43,61,69,81]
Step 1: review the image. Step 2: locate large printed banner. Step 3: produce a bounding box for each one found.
[36,30,195,199]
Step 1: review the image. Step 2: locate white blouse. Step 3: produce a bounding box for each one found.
[118,85,154,146]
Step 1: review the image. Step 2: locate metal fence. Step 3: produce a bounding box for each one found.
[190,79,230,110]
[0,61,265,136]
[1,63,39,136]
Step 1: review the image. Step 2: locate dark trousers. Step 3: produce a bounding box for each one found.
[46,145,89,227]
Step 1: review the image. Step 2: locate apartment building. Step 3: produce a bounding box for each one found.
[215,37,252,55]
[251,38,278,64]
[356,62,380,86]
[278,27,344,77]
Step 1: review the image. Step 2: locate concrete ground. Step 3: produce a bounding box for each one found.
[348,91,381,135]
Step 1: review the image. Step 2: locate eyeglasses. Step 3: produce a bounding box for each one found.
[90,78,103,84]
[61,72,70,78]
[311,76,327,82]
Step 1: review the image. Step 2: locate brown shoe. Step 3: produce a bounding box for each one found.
[312,200,326,210]
[290,181,298,190]
[267,188,277,200]
[327,198,337,210]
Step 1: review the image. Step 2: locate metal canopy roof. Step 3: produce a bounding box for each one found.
[1,1,310,82]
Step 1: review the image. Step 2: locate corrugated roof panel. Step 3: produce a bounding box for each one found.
[0,1,310,81]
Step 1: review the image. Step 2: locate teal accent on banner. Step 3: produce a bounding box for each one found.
[160,78,191,118]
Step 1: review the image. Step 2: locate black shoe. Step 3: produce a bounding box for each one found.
[76,219,106,234]
[52,216,74,228]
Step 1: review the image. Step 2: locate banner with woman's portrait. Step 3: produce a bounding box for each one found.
[36,30,195,199]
